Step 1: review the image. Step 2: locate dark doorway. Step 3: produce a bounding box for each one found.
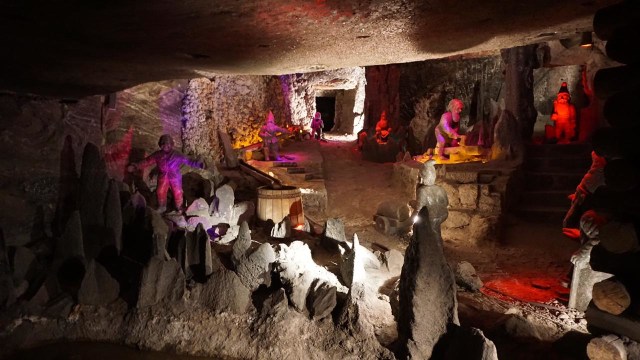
[315,97,335,131]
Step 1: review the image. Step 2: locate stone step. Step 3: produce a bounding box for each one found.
[304,173,324,180]
[525,142,592,158]
[524,156,592,172]
[524,171,584,191]
[272,161,299,167]
[520,190,572,208]
[286,167,306,174]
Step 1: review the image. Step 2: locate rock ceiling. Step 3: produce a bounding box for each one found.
[0,0,619,97]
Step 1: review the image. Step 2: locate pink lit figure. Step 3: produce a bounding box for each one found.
[127,134,204,213]
[259,111,290,161]
[551,82,576,144]
[310,112,324,140]
[435,99,463,159]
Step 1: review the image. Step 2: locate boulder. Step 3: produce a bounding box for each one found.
[198,269,251,314]
[137,258,185,307]
[78,259,120,306]
[307,280,337,320]
[186,198,211,217]
[236,242,276,291]
[454,261,483,291]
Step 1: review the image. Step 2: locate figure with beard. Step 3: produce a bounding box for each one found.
[434,99,464,159]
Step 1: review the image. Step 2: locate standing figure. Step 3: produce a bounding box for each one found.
[414,160,449,230]
[127,134,204,213]
[310,112,324,140]
[375,111,392,143]
[435,99,464,159]
[551,82,577,144]
[259,111,290,161]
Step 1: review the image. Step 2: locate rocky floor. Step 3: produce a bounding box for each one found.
[1,134,593,360]
[210,133,591,359]
[311,134,588,359]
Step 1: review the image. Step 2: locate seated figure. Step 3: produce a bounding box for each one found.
[375,111,392,144]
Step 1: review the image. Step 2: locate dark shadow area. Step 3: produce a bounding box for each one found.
[316,96,336,131]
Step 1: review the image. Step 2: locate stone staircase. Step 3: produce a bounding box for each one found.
[271,161,324,180]
[516,143,592,224]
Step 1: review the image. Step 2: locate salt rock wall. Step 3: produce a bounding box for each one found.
[0,93,103,246]
[103,80,188,181]
[364,65,401,132]
[398,56,503,154]
[182,76,287,163]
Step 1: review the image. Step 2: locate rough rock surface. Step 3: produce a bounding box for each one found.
[454,261,484,292]
[196,269,251,314]
[78,260,120,306]
[137,258,185,308]
[398,206,459,359]
[236,242,276,291]
[0,1,608,97]
[275,241,347,312]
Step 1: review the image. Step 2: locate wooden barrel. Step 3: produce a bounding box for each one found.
[257,186,304,226]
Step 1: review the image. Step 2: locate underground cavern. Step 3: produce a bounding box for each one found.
[2,1,640,359]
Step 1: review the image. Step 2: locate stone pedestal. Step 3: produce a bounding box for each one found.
[393,160,515,244]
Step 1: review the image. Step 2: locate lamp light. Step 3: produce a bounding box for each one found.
[580,32,593,48]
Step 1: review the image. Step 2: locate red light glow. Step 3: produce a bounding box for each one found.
[481,275,569,304]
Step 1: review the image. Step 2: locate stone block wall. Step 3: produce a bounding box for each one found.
[393,160,516,244]
[280,68,366,134]
[182,76,288,164]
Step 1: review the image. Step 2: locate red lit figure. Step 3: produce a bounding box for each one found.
[128,134,203,213]
[551,82,576,144]
[435,99,463,159]
[375,111,392,143]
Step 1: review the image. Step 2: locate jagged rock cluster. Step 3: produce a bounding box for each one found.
[0,141,406,359]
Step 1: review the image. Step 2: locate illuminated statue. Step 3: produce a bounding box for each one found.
[127,134,204,213]
[310,111,324,140]
[415,160,448,230]
[259,110,290,161]
[435,99,464,159]
[375,111,392,143]
[551,82,576,144]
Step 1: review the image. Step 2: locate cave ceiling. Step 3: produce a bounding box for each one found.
[0,0,618,97]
